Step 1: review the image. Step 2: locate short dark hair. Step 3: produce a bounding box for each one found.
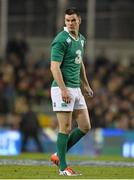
[65,7,80,16]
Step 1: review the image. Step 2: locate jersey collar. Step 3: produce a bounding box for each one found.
[64,27,79,41]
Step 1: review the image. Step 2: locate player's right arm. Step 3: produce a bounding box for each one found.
[50,34,71,104]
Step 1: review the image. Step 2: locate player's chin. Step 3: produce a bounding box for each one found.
[68,28,75,32]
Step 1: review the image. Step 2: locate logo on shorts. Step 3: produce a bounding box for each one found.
[53,102,56,107]
[61,102,67,107]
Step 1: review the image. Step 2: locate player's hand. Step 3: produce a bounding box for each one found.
[61,88,71,103]
[83,86,93,98]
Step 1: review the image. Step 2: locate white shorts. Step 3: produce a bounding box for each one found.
[51,87,87,112]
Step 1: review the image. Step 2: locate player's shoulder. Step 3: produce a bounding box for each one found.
[53,30,69,43]
[79,33,86,41]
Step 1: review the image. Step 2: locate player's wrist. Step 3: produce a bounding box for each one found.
[60,86,67,91]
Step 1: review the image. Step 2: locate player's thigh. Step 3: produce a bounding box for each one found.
[73,108,91,133]
[56,111,72,134]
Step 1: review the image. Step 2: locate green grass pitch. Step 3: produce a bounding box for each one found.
[0,153,134,179]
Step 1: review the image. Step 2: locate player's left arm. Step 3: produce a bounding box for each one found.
[80,61,93,97]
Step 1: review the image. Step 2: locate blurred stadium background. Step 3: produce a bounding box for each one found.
[0,0,134,158]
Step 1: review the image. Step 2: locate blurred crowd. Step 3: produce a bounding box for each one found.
[86,55,134,130]
[0,33,134,133]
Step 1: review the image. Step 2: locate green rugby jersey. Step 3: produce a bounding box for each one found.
[51,27,86,88]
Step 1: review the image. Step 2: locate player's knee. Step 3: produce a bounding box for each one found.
[81,124,91,133]
[65,125,72,134]
[60,123,71,134]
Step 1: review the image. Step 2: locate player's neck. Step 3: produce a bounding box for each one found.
[70,30,79,39]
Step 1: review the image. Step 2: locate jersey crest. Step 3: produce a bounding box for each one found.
[81,40,84,48]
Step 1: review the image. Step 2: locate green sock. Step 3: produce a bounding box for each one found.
[67,128,85,151]
[57,132,69,171]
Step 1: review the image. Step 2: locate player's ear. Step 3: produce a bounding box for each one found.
[64,18,66,26]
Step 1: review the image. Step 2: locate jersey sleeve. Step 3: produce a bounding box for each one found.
[51,39,67,62]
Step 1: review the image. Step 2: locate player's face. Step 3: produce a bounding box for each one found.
[65,14,81,33]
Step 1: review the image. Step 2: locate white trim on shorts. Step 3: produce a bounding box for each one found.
[51,87,87,112]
